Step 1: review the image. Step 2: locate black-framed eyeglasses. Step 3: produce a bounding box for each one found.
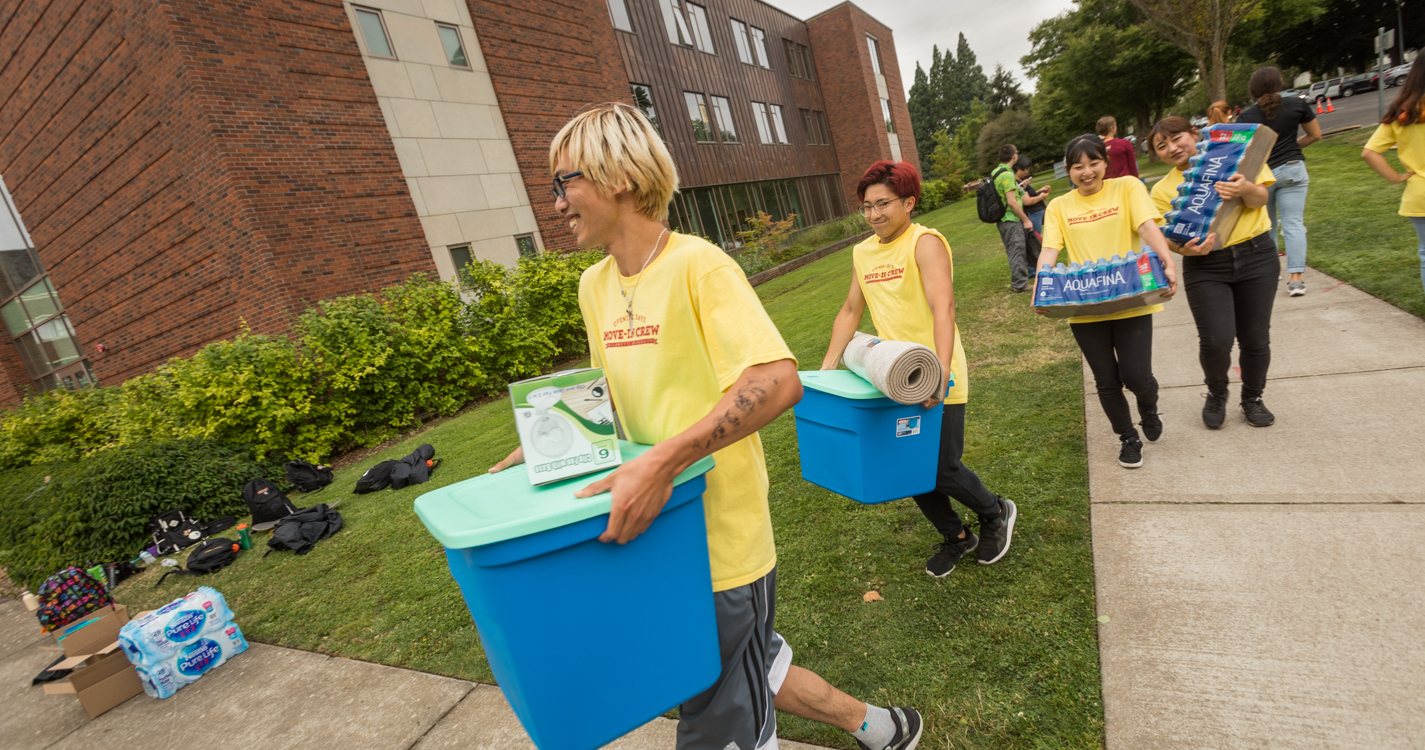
[552,171,584,199]
[859,197,905,216]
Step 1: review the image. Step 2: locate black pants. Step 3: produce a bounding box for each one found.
[1182,233,1279,401]
[1071,314,1158,440]
[913,403,1001,539]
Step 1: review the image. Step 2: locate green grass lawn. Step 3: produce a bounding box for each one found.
[1296,127,1424,317]
[113,198,1102,747]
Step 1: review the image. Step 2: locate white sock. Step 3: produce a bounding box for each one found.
[851,704,894,748]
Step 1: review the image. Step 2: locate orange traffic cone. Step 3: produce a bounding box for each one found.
[1316,99,1324,114]
[1326,98,1334,113]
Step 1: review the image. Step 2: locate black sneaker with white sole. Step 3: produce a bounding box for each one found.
[855,706,923,750]
[925,531,978,577]
[977,497,1017,565]
[1139,411,1163,442]
[1118,435,1143,468]
[1241,397,1275,427]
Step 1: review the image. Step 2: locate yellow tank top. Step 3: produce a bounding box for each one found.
[851,223,969,404]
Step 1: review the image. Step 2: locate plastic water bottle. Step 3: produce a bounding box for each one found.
[119,587,236,664]
[135,623,249,699]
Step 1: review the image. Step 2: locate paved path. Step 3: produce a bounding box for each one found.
[1087,266,1425,748]
[1,600,822,750]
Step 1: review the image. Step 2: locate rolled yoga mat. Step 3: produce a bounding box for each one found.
[840,331,943,405]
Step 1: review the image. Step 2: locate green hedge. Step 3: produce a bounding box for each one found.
[0,251,602,467]
[0,440,286,589]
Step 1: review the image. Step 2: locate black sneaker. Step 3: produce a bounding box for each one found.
[1241,397,1275,427]
[1118,435,1143,468]
[925,531,977,577]
[977,498,1017,565]
[855,706,924,750]
[1202,392,1227,429]
[1140,411,1164,442]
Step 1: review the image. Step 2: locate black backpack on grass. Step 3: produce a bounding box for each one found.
[154,538,240,588]
[353,459,398,494]
[976,165,1010,224]
[243,478,298,530]
[148,509,207,556]
[286,459,334,493]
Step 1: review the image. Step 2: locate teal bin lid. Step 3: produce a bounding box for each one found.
[413,441,715,550]
[798,370,886,400]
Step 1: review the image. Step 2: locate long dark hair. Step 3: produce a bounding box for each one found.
[1249,66,1284,120]
[1064,134,1107,166]
[1385,56,1425,125]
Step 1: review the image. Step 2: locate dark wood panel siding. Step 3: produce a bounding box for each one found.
[616,0,839,188]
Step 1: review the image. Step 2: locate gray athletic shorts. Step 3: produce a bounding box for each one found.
[677,568,792,750]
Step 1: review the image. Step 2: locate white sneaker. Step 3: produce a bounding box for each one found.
[1287,281,1306,296]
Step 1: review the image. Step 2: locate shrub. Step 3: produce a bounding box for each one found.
[0,440,285,589]
[0,252,603,467]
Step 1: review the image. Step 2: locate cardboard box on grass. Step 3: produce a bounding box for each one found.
[510,367,622,485]
[43,604,144,718]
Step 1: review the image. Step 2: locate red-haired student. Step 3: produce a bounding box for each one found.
[820,161,1016,578]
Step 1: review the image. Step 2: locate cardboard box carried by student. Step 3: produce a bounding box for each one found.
[43,604,144,719]
[510,368,622,484]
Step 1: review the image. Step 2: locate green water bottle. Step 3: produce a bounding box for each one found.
[237,524,252,550]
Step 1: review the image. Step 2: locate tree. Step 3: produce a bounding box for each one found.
[1242,0,1413,76]
[975,109,1054,172]
[988,64,1029,115]
[907,34,992,173]
[1024,0,1195,156]
[1130,0,1264,103]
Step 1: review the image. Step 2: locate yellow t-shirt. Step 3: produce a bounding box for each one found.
[1365,122,1425,216]
[851,224,969,405]
[578,233,794,592]
[1042,177,1164,324]
[1151,165,1275,248]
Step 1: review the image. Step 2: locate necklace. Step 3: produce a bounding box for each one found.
[619,228,666,335]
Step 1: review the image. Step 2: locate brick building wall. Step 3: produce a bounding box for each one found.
[806,2,918,210]
[464,0,634,252]
[0,0,430,403]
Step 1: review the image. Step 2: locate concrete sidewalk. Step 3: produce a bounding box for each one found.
[1086,266,1425,748]
[1,600,822,750]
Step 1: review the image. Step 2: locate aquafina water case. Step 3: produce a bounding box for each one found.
[1033,252,1169,310]
[119,586,235,664]
[136,622,250,699]
[1162,124,1258,245]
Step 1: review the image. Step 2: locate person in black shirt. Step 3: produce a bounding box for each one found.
[1236,66,1322,297]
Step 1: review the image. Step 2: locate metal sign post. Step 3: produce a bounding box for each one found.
[1377,28,1394,121]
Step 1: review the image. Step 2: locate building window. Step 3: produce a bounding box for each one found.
[354,7,396,59]
[768,104,789,144]
[606,0,633,32]
[515,234,538,258]
[661,0,713,53]
[684,92,715,142]
[783,39,814,80]
[449,243,473,274]
[867,35,882,75]
[0,178,94,391]
[881,98,895,134]
[631,83,660,135]
[436,25,470,69]
[801,108,830,145]
[730,19,753,64]
[749,26,771,68]
[710,96,738,143]
[751,102,772,144]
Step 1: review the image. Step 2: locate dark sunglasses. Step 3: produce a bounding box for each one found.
[552,171,584,199]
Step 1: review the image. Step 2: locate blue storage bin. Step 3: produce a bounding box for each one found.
[794,371,943,504]
[414,442,719,750]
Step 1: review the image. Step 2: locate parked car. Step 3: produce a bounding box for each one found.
[1385,63,1412,88]
[1280,89,1308,100]
[1337,72,1379,97]
[1308,78,1343,102]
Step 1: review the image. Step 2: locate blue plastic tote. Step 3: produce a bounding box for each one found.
[793,370,943,504]
[413,443,719,750]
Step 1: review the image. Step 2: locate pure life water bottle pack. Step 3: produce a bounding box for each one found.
[118,586,249,699]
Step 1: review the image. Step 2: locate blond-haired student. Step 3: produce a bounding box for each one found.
[489,103,923,750]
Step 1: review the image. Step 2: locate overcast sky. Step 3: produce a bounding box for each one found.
[773,0,1079,96]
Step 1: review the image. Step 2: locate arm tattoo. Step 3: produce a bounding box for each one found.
[698,375,776,451]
